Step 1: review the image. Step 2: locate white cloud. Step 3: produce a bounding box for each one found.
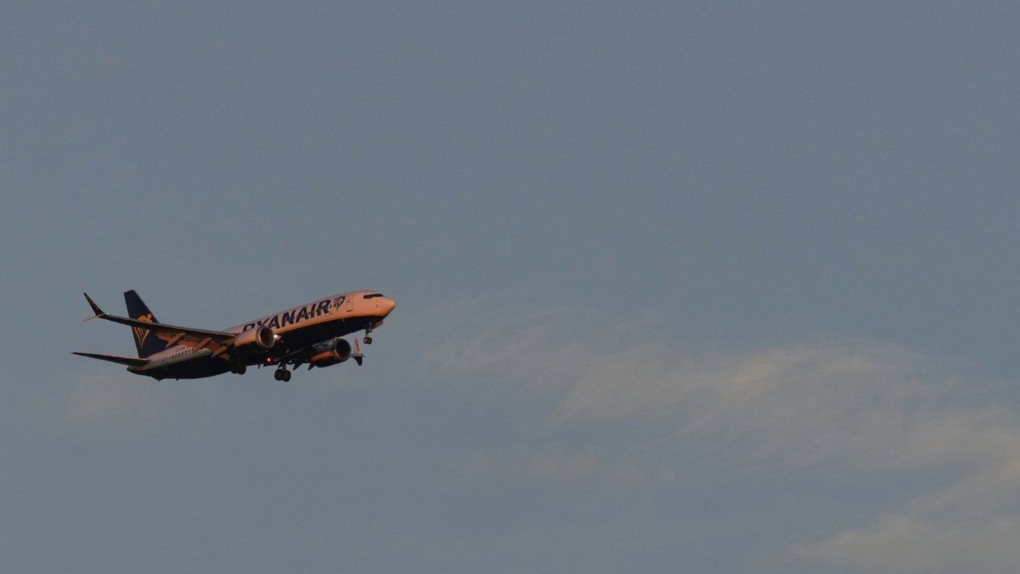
[471,448,676,484]
[793,515,1020,574]
[63,374,161,423]
[430,317,1020,572]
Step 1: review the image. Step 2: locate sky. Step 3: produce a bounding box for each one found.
[3,1,1020,572]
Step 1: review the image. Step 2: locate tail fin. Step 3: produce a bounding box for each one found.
[124,290,169,358]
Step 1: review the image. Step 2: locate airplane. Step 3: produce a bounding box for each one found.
[73,289,396,381]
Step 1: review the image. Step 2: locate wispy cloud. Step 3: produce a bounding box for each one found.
[471,448,676,484]
[63,374,161,423]
[429,313,1020,572]
[793,516,1020,574]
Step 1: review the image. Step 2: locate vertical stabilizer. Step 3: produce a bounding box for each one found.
[124,290,169,358]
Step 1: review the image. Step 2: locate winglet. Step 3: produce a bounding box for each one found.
[83,292,106,321]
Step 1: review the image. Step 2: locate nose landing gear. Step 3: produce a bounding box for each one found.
[363,322,382,345]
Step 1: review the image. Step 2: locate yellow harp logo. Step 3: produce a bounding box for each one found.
[132,314,154,348]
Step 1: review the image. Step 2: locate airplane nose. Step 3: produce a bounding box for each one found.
[381,298,396,315]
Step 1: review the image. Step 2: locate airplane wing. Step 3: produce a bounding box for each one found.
[83,293,237,355]
[71,352,150,367]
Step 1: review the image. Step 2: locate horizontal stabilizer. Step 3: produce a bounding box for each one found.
[72,351,149,367]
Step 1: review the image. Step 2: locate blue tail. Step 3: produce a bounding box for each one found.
[124,290,170,358]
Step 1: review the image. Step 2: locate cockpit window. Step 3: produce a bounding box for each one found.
[364,293,384,299]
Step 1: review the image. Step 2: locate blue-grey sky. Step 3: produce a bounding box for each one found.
[4,2,1020,572]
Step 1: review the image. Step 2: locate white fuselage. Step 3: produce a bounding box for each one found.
[133,290,395,379]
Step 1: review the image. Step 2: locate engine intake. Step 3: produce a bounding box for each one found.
[234,325,276,351]
[310,338,352,368]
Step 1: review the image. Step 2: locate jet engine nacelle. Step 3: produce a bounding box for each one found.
[233,325,276,351]
[309,338,352,368]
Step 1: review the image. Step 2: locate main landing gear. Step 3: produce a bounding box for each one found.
[274,367,292,382]
[230,363,247,375]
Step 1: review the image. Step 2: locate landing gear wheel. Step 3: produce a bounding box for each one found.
[274,368,289,381]
[282,370,292,382]
[231,364,247,375]
[363,336,373,345]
